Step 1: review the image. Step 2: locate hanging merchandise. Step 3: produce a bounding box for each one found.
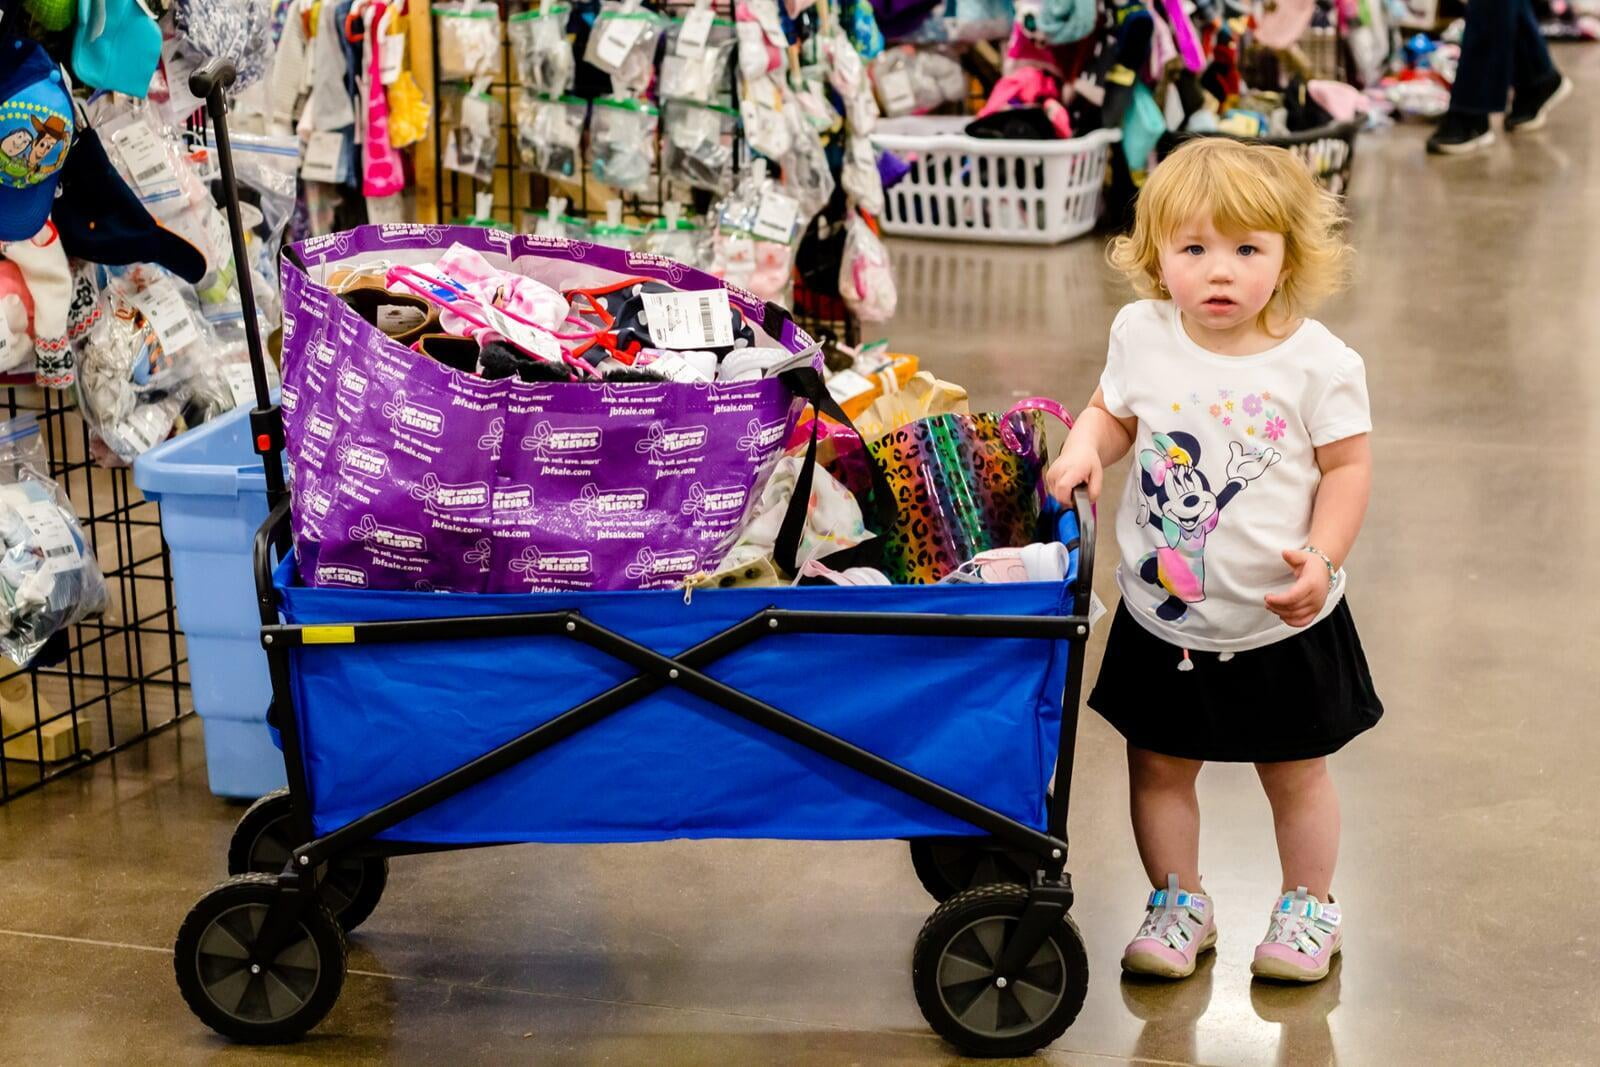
[525,196,591,239]
[434,2,505,82]
[516,94,588,179]
[590,97,660,193]
[840,134,884,218]
[0,38,74,243]
[736,0,787,80]
[0,416,108,666]
[443,84,504,183]
[363,1,408,200]
[823,25,881,135]
[780,92,837,220]
[661,15,738,104]
[175,0,276,89]
[871,46,964,117]
[387,69,433,148]
[740,75,794,160]
[639,213,711,271]
[838,210,895,323]
[714,163,802,302]
[663,99,739,192]
[72,0,164,98]
[76,267,206,465]
[847,0,887,59]
[584,4,667,98]
[510,5,577,96]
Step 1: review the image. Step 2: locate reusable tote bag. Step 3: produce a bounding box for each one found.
[278,224,817,593]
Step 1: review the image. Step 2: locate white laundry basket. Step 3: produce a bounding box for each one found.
[871,118,1120,245]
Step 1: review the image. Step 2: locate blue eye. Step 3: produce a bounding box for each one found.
[1184,245,1204,256]
[1238,245,1258,257]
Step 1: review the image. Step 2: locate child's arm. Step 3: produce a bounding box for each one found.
[1264,433,1372,627]
[1046,387,1138,505]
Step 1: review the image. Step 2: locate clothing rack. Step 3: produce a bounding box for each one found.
[427,0,859,347]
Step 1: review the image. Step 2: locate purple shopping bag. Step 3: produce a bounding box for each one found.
[279,225,813,593]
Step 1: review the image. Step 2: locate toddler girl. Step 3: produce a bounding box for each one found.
[1047,138,1382,983]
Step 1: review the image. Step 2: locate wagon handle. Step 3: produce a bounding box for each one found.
[191,58,290,523]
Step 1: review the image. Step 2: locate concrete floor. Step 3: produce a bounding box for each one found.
[3,46,1599,1067]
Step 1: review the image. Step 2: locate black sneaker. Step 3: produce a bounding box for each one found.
[1506,74,1573,133]
[1426,111,1495,156]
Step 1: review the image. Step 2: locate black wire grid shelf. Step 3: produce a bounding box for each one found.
[0,387,190,805]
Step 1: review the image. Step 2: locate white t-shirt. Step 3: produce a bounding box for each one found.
[1099,301,1372,652]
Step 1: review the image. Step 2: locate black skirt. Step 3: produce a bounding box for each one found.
[1088,599,1383,763]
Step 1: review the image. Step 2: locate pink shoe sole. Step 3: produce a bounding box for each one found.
[1250,940,1341,982]
[1122,926,1217,979]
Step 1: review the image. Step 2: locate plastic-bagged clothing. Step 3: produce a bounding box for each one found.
[0,416,108,665]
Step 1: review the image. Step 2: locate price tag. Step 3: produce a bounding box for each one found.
[380,29,407,84]
[2,492,80,577]
[595,17,649,71]
[301,130,345,183]
[131,279,201,353]
[205,207,234,266]
[641,289,734,350]
[878,68,916,115]
[676,5,714,57]
[750,190,800,243]
[825,368,874,405]
[118,407,169,456]
[110,122,178,195]
[224,363,258,407]
[484,305,563,362]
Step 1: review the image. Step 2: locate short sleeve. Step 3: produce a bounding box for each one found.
[1098,304,1137,419]
[1307,347,1372,447]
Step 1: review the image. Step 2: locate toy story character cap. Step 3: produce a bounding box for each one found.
[0,35,74,242]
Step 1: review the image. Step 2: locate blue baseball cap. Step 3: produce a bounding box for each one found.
[0,36,74,242]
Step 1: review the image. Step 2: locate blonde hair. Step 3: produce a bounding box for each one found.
[1109,137,1352,329]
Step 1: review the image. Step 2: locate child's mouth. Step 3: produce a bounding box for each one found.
[1202,298,1236,312]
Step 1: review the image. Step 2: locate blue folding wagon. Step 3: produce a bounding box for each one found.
[172,62,1101,1059]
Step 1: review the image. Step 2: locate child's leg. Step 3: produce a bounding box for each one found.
[1128,744,1205,892]
[1255,757,1340,900]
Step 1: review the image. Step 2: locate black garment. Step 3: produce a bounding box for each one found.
[1450,0,1559,115]
[1089,599,1383,763]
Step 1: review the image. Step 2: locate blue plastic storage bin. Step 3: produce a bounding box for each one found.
[134,404,285,798]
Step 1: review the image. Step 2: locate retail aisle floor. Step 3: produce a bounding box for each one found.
[3,47,1598,1067]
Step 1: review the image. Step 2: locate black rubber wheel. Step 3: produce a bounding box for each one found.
[174,873,348,1044]
[912,882,1089,1058]
[908,838,1040,903]
[228,789,389,933]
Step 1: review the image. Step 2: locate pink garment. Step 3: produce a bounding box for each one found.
[431,242,569,340]
[979,67,1073,138]
[1004,24,1064,79]
[363,2,406,198]
[1160,0,1205,73]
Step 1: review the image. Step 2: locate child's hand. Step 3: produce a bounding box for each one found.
[1263,549,1329,628]
[1046,445,1102,507]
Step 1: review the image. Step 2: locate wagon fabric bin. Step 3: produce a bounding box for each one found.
[272,517,1081,846]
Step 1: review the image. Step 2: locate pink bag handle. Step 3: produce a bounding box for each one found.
[1000,397,1075,455]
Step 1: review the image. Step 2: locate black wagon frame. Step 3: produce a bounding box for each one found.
[175,61,1100,1056]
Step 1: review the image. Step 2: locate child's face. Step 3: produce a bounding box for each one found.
[1158,215,1287,334]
